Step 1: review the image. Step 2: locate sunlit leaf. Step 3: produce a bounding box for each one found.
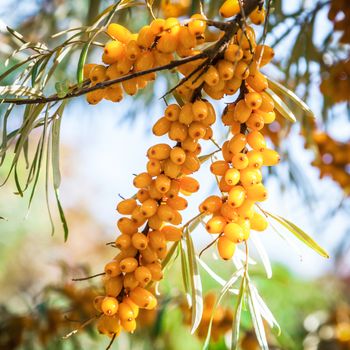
[247,282,269,350]
[203,268,244,350]
[184,227,203,334]
[265,87,296,123]
[249,283,281,335]
[266,77,315,118]
[264,210,329,258]
[250,234,272,279]
[231,277,246,350]
[0,85,44,98]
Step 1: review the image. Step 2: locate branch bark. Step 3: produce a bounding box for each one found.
[0,0,261,106]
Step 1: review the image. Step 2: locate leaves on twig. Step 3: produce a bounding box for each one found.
[183,227,203,334]
[263,210,329,258]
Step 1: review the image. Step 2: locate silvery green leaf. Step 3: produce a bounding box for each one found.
[250,234,272,279]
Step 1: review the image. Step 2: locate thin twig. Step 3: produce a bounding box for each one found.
[72,272,105,281]
[106,333,117,350]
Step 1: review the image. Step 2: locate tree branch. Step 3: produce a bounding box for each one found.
[0,0,261,106]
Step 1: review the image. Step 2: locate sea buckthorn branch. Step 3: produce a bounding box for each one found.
[0,0,262,106]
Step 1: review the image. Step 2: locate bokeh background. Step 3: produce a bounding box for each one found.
[0,0,349,349]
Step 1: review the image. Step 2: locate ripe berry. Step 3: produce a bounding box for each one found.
[217,236,236,260]
[119,257,138,273]
[101,297,119,316]
[130,287,157,309]
[131,232,148,250]
[117,198,137,215]
[134,266,152,285]
[224,168,240,186]
[224,222,245,243]
[170,147,187,165]
[232,153,249,170]
[206,216,227,234]
[228,186,246,208]
[161,225,182,241]
[250,211,268,231]
[210,160,230,176]
[246,131,266,151]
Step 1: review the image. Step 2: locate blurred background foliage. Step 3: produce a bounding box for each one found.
[0,0,349,349]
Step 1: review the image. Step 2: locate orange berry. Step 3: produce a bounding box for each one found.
[140,199,158,218]
[147,144,171,160]
[147,159,162,177]
[224,222,245,243]
[228,186,246,208]
[153,117,171,136]
[130,287,157,309]
[247,131,266,151]
[206,215,227,234]
[117,217,138,235]
[131,232,148,250]
[247,150,264,168]
[217,236,236,260]
[245,92,262,109]
[117,198,137,215]
[261,148,280,166]
[233,100,252,123]
[161,225,182,241]
[133,172,152,188]
[179,176,200,193]
[192,100,208,120]
[220,0,240,18]
[250,211,268,231]
[167,195,188,210]
[104,261,122,277]
[120,257,138,273]
[170,147,187,165]
[232,153,249,170]
[199,195,223,213]
[228,133,247,154]
[165,104,181,121]
[101,297,119,316]
[210,160,230,176]
[104,275,123,297]
[134,266,152,285]
[246,183,268,201]
[224,168,240,186]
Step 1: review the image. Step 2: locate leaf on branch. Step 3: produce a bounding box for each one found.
[180,240,192,306]
[0,85,44,98]
[266,77,315,119]
[184,227,203,334]
[231,277,246,350]
[265,87,296,123]
[247,282,269,350]
[249,283,281,335]
[77,42,91,85]
[197,257,238,295]
[203,267,244,350]
[264,210,329,258]
[250,234,272,279]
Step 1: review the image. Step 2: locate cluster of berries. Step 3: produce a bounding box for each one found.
[0,284,97,350]
[95,98,217,337]
[311,131,350,195]
[197,28,280,260]
[320,59,350,103]
[182,292,233,341]
[84,14,208,105]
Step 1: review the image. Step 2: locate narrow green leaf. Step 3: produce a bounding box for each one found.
[265,87,296,123]
[77,42,91,85]
[203,268,244,350]
[161,241,179,270]
[180,240,191,306]
[184,227,203,334]
[51,103,66,189]
[231,278,246,350]
[54,188,69,241]
[247,282,269,350]
[0,85,44,97]
[265,210,329,258]
[266,77,315,118]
